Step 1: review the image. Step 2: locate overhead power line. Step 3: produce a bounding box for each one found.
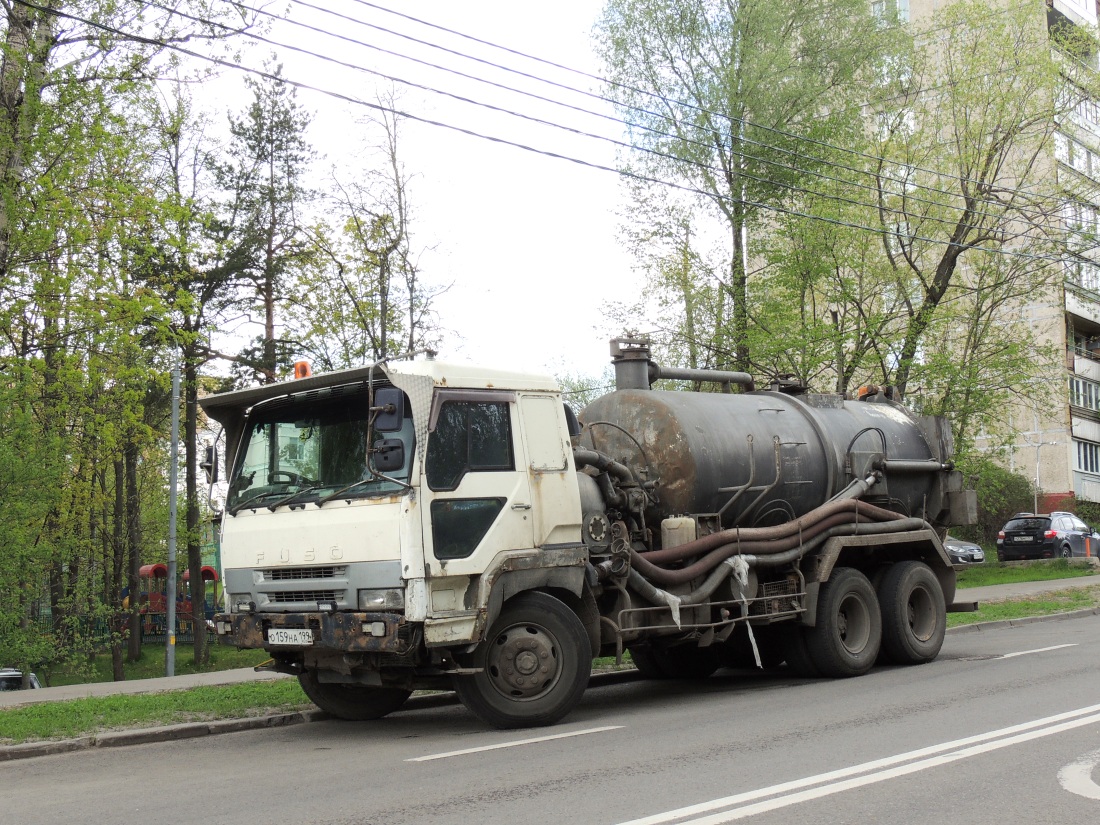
[172,0,1093,247]
[9,0,1093,267]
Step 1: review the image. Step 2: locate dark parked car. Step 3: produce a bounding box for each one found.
[996,512,1099,561]
[0,667,41,690]
[944,536,985,564]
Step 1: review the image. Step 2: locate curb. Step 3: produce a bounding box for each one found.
[945,606,1100,634]
[0,709,327,763]
[5,607,1100,762]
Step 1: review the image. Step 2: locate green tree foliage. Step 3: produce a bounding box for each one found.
[287,91,441,369]
[758,0,1096,452]
[604,0,1098,458]
[216,61,316,385]
[596,0,895,372]
[0,2,250,676]
[954,455,1035,546]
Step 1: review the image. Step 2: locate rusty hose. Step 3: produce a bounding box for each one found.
[639,497,904,566]
[631,516,930,586]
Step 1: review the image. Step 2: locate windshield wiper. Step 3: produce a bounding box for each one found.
[314,479,374,507]
[314,474,410,507]
[227,490,287,515]
[265,485,326,512]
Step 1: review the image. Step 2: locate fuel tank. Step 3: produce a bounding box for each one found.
[577,388,951,529]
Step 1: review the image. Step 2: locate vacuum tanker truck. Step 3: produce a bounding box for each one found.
[200,338,976,729]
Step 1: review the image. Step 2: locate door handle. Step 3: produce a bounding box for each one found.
[511,503,532,510]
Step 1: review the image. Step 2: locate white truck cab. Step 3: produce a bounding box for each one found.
[202,356,591,726]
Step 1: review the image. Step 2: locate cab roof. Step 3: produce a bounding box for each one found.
[198,357,559,424]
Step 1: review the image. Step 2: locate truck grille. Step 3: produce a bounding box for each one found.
[269,590,341,603]
[263,566,347,581]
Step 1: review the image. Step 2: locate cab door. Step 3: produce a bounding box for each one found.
[420,390,534,578]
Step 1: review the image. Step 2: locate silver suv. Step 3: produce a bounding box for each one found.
[0,668,41,690]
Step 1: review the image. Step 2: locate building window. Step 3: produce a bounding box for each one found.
[1076,438,1100,474]
[871,0,909,24]
[1071,376,1100,411]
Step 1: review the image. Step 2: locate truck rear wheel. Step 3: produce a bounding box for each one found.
[876,560,945,665]
[780,626,820,677]
[454,592,590,729]
[297,670,411,720]
[805,567,881,677]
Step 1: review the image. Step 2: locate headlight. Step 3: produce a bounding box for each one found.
[358,588,404,611]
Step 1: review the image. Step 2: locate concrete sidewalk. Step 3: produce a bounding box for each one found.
[0,662,290,709]
[952,574,1100,604]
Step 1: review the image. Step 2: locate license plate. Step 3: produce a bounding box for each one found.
[1013,536,1033,542]
[267,628,314,646]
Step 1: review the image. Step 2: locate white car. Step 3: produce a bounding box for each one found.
[0,667,42,690]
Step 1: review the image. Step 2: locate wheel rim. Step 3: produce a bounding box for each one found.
[485,620,562,701]
[837,592,872,655]
[905,585,937,642]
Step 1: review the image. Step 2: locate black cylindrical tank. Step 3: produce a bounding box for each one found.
[578,389,943,528]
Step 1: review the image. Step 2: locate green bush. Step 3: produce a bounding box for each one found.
[954,456,1034,545]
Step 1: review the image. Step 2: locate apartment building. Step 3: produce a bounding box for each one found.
[1025,0,1100,511]
[894,0,1100,513]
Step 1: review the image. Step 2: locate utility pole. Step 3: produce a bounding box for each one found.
[1031,439,1058,513]
[166,366,180,676]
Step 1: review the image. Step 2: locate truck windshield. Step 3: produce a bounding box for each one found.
[226,387,414,513]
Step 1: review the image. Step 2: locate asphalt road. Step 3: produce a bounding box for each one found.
[4,611,1100,825]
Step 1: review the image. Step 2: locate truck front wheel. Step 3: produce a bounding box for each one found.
[454,592,590,729]
[876,560,945,665]
[297,670,411,720]
[804,567,881,677]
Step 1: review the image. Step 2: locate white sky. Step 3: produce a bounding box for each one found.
[209,0,641,381]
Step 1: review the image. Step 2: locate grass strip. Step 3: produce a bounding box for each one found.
[954,559,1097,588]
[0,680,311,746]
[947,584,1100,627]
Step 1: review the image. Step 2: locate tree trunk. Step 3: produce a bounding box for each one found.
[184,357,208,665]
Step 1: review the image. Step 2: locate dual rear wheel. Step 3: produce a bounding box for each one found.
[786,561,945,677]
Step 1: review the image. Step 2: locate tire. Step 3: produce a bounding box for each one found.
[297,670,411,720]
[780,625,820,677]
[876,561,946,665]
[454,592,590,729]
[1061,545,1072,559]
[804,567,881,677]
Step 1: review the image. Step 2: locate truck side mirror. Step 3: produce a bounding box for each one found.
[373,438,405,473]
[200,444,219,484]
[374,387,405,432]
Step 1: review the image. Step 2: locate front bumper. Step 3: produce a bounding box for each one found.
[214,611,414,654]
[949,549,985,564]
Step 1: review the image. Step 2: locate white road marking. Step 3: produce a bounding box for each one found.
[616,704,1100,825]
[998,644,1077,659]
[406,725,624,762]
[1059,749,1100,801]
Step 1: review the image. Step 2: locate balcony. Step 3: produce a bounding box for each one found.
[1049,0,1098,29]
[1067,280,1100,326]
